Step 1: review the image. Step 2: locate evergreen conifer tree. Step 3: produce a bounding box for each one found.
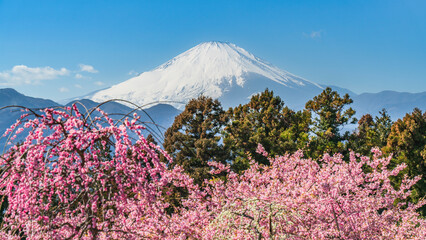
[386,108,426,215]
[348,109,392,156]
[305,87,356,159]
[163,96,228,185]
[224,89,310,172]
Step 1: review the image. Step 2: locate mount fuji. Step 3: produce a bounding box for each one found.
[90,42,324,110]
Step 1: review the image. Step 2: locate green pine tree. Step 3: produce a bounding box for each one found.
[348,109,392,156]
[163,96,229,185]
[385,108,426,215]
[305,87,356,159]
[224,89,310,173]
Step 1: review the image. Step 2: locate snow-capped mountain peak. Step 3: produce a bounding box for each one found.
[91,41,322,109]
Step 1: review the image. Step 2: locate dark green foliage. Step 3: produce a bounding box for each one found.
[348,109,392,156]
[374,109,394,147]
[162,96,229,185]
[305,87,357,159]
[146,134,158,145]
[223,89,310,173]
[385,108,426,215]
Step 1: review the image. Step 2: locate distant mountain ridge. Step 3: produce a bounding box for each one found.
[0,88,58,108]
[0,89,181,147]
[352,91,426,120]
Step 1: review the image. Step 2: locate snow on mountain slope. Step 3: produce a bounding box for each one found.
[91,41,323,109]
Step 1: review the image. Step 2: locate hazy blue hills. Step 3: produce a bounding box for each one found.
[0,89,181,147]
[352,91,426,120]
[0,88,59,108]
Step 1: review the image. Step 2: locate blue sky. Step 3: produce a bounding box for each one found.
[0,0,425,102]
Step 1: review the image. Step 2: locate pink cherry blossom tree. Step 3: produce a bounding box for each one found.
[201,145,426,239]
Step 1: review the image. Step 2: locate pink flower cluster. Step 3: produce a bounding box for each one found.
[200,146,426,239]
[0,106,424,239]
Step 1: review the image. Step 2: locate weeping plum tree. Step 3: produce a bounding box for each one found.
[0,105,202,239]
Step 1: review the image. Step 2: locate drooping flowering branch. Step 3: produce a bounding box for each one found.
[0,105,200,239]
